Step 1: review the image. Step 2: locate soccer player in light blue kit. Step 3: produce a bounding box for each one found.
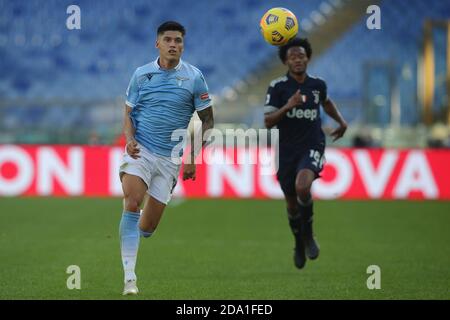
[119,21,214,295]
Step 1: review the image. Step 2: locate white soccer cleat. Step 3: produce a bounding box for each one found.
[123,280,139,296]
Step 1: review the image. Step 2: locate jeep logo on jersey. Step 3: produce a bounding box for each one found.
[286,108,318,121]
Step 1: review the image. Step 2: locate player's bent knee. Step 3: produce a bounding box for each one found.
[295,184,311,201]
[123,197,141,213]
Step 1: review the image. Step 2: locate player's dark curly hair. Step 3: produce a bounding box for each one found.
[157,21,186,36]
[278,38,312,63]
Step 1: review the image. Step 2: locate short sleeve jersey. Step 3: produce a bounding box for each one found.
[126,58,211,158]
[264,73,327,155]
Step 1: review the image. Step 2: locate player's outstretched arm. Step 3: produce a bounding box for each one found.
[322,98,347,141]
[183,106,214,181]
[264,89,301,128]
[197,106,215,136]
[123,105,140,159]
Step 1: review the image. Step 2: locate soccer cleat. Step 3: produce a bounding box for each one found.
[293,241,307,269]
[304,236,320,260]
[288,214,307,269]
[123,280,139,296]
[302,219,320,260]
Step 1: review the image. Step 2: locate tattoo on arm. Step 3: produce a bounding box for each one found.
[189,106,214,163]
[197,106,214,146]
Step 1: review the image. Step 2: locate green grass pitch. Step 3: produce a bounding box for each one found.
[0,198,449,299]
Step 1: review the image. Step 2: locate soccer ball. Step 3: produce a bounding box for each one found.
[260,7,298,46]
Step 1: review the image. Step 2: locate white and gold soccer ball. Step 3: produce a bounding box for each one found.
[260,7,299,46]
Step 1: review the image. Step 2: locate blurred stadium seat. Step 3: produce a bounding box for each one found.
[0,0,322,143]
[309,0,450,126]
[0,0,319,100]
[0,0,449,145]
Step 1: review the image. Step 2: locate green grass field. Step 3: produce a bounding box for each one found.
[0,198,449,300]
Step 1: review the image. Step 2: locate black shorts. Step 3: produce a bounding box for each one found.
[276,146,325,196]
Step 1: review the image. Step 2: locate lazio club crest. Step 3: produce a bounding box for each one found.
[176,76,189,87]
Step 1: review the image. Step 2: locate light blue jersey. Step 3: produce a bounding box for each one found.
[125,58,211,158]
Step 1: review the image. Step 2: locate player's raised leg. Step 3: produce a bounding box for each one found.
[120,173,147,295]
[295,169,320,260]
[139,195,166,238]
[285,194,306,269]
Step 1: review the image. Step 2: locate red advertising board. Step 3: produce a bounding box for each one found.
[0,145,449,199]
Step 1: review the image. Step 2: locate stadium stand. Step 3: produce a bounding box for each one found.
[0,0,449,144]
[308,0,450,125]
[0,0,324,142]
[0,0,320,100]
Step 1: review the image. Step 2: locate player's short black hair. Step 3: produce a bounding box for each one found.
[157,21,186,37]
[278,38,312,62]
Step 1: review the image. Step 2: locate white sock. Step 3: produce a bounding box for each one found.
[119,211,140,283]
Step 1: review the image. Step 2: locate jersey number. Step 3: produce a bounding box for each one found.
[309,149,325,169]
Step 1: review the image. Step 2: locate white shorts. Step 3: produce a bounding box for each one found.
[119,144,181,205]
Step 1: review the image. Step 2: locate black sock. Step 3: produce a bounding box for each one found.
[287,208,302,247]
[297,196,313,224]
[297,196,315,241]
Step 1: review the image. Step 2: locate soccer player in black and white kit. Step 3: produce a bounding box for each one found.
[264,38,347,269]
